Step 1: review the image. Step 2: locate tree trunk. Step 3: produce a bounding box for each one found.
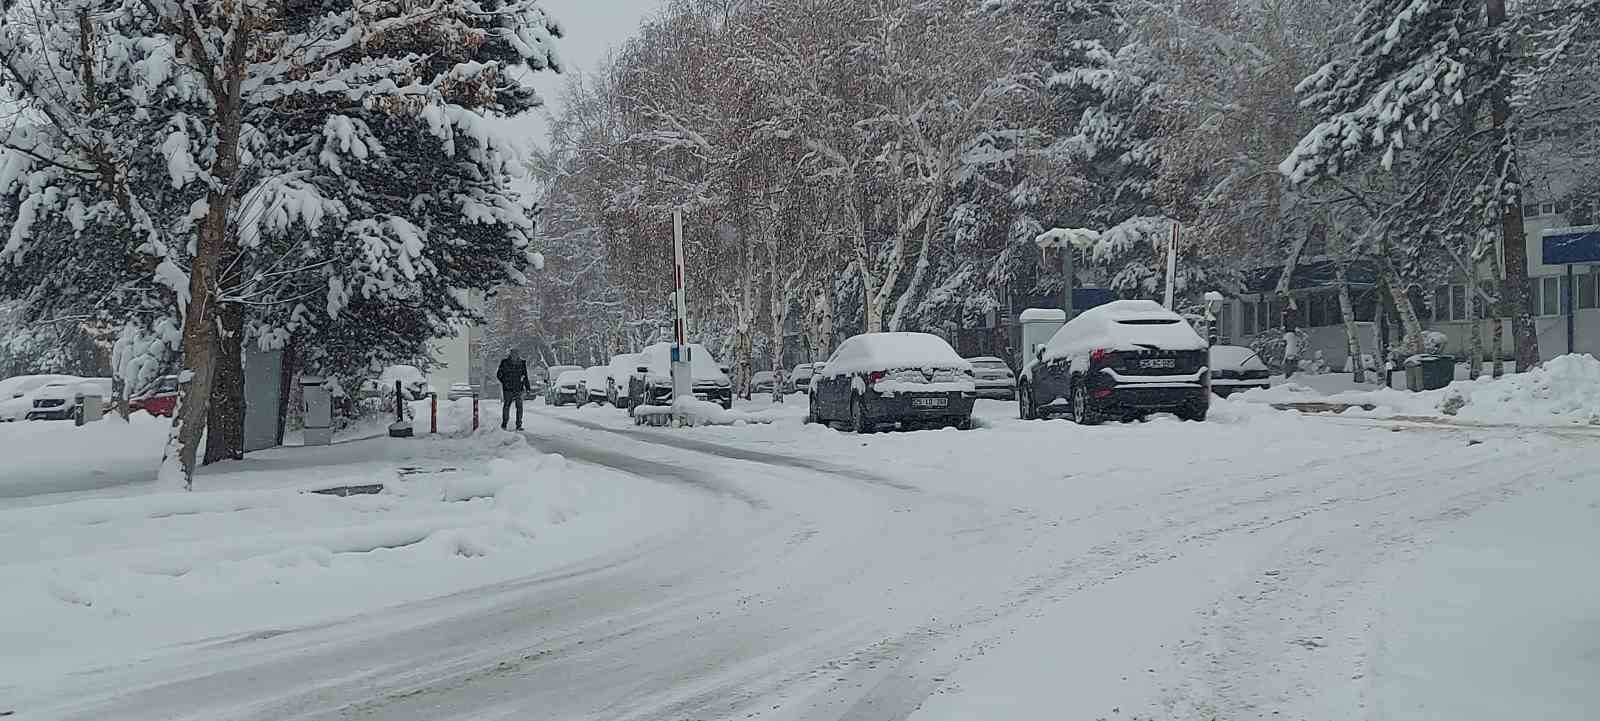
[815,285,835,360]
[1492,317,1507,378]
[1467,265,1483,380]
[1336,262,1365,383]
[203,301,245,465]
[163,257,221,490]
[1383,265,1426,354]
[888,208,938,332]
[1487,0,1540,371]
[111,376,129,421]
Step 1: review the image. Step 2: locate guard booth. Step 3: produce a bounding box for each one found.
[301,375,333,446]
[243,348,285,452]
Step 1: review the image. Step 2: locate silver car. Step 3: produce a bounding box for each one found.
[966,356,1016,400]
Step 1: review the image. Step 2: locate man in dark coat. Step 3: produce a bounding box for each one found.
[497,349,530,430]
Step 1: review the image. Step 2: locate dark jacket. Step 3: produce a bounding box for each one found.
[497,357,530,394]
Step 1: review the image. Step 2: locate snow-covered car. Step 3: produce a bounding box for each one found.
[549,370,584,407]
[361,365,433,401]
[751,370,777,394]
[626,343,732,413]
[446,382,479,401]
[784,363,816,393]
[576,365,612,406]
[0,374,84,422]
[1018,300,1209,424]
[604,354,642,406]
[808,332,975,433]
[129,375,180,417]
[1208,345,1271,397]
[25,378,112,421]
[966,356,1016,400]
[542,365,583,405]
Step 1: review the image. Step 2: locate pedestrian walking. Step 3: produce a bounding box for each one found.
[1281,304,1301,379]
[497,349,530,430]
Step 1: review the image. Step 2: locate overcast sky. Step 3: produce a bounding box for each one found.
[516,0,663,148]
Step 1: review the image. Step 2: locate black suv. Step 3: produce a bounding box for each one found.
[1018,300,1209,424]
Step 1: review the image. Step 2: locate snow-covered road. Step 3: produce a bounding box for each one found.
[6,398,1596,720]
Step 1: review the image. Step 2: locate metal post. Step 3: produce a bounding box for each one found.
[395,380,404,424]
[472,395,479,432]
[671,209,692,421]
[430,393,438,434]
[1062,245,1075,319]
[1164,222,1180,309]
[1567,263,1576,354]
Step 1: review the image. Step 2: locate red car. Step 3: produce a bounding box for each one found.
[130,375,180,417]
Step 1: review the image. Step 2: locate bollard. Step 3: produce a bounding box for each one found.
[430,393,438,434]
[472,395,480,432]
[395,380,405,423]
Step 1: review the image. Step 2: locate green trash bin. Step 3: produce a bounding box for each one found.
[1404,354,1456,391]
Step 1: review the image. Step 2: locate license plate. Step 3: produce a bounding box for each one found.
[1138,358,1176,369]
[911,397,949,408]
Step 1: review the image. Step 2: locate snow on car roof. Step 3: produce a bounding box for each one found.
[583,365,610,386]
[1019,308,1066,323]
[556,370,586,384]
[822,332,970,377]
[640,342,726,380]
[1042,300,1205,361]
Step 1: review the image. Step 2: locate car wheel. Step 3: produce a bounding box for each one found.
[1018,384,1034,420]
[1072,382,1103,426]
[956,415,973,431]
[721,398,733,411]
[805,395,820,424]
[851,396,874,434]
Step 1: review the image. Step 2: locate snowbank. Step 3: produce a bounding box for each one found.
[0,430,694,695]
[0,413,168,497]
[1235,354,1600,426]
[633,396,785,426]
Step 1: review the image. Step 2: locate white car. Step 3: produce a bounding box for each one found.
[577,365,612,406]
[25,378,112,421]
[604,353,643,406]
[0,374,84,422]
[1208,345,1271,397]
[966,356,1016,400]
[549,370,585,407]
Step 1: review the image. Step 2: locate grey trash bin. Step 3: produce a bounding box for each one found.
[1404,355,1456,392]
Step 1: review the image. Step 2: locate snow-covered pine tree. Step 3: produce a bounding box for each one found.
[0,0,562,486]
[1279,0,1599,370]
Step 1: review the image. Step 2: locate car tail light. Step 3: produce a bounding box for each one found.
[1090,348,1111,366]
[1093,388,1114,399]
[867,371,886,385]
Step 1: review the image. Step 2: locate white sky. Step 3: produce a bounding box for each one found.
[516,0,663,149]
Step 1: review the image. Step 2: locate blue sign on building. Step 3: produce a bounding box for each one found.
[1541,226,1600,265]
[1073,288,1115,312]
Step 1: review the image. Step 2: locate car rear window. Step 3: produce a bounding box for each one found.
[973,360,1008,369]
[1116,319,1179,325]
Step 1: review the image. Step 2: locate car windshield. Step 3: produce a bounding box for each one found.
[973,360,1009,370]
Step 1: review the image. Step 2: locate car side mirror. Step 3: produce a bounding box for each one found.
[1034,347,1044,362]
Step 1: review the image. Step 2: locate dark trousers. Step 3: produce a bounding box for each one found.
[502,394,523,429]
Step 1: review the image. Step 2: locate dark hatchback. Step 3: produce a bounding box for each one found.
[808,332,976,432]
[1019,300,1210,424]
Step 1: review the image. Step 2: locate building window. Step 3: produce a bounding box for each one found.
[1535,276,1563,316]
[1351,289,1376,322]
[1524,202,1542,218]
[1433,286,1449,321]
[1541,201,1558,217]
[1580,270,1599,310]
[1451,285,1467,321]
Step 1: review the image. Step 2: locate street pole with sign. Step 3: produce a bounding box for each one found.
[1164,222,1180,310]
[671,210,692,422]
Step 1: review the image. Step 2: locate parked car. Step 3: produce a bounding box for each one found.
[577,365,612,406]
[604,354,643,406]
[26,378,112,421]
[446,382,480,401]
[1018,300,1209,424]
[625,342,733,412]
[361,365,432,401]
[0,374,84,421]
[966,356,1016,400]
[541,365,581,403]
[784,363,816,393]
[1208,345,1271,397]
[752,370,777,394]
[129,375,180,417]
[548,370,584,407]
[808,332,976,433]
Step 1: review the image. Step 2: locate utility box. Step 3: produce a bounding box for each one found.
[1019,308,1067,368]
[78,394,103,425]
[301,376,333,446]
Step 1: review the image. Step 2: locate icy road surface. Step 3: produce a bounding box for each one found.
[6,398,1597,721]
